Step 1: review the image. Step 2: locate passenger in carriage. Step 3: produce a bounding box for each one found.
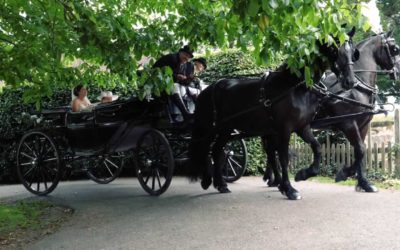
[71,85,94,112]
[153,45,194,122]
[97,91,119,103]
[183,57,208,99]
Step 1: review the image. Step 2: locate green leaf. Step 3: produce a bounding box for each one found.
[247,0,260,17]
[304,66,312,86]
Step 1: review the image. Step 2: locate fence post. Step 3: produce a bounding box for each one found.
[321,144,326,172]
[340,143,345,167]
[346,141,351,166]
[381,142,386,173]
[331,143,336,169]
[395,109,400,144]
[327,139,331,167]
[367,123,372,172]
[396,110,400,178]
[388,142,392,176]
[374,142,378,171]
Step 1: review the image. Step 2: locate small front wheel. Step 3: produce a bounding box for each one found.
[86,152,125,184]
[16,131,62,195]
[135,129,174,196]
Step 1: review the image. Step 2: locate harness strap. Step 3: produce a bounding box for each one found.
[326,91,375,109]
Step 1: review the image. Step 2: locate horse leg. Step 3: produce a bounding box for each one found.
[277,134,301,200]
[262,135,281,187]
[188,127,214,190]
[335,122,377,192]
[211,132,232,193]
[354,123,378,192]
[295,126,322,181]
[335,123,360,182]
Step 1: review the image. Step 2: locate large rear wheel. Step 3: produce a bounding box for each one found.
[16,131,62,195]
[135,129,174,196]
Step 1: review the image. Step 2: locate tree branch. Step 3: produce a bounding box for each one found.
[0,36,15,45]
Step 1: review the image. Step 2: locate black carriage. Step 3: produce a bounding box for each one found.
[16,96,247,196]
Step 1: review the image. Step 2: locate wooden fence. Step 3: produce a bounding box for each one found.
[289,109,400,178]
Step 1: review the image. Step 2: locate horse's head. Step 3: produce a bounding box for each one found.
[319,27,359,89]
[377,30,400,71]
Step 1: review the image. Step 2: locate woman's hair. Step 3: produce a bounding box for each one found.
[73,84,83,97]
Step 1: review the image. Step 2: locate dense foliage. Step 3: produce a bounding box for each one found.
[0,0,370,106]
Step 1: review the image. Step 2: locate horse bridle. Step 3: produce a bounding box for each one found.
[349,33,400,94]
[381,33,400,67]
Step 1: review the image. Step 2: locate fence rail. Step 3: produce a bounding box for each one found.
[290,142,400,177]
[289,109,400,178]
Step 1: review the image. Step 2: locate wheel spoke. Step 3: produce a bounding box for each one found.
[156,169,162,189]
[103,161,114,177]
[42,157,57,163]
[23,142,37,157]
[105,158,120,169]
[228,160,237,176]
[143,170,151,184]
[21,152,35,160]
[23,165,36,178]
[41,170,48,190]
[151,170,156,190]
[20,162,34,166]
[228,156,243,169]
[43,165,58,175]
[41,144,53,158]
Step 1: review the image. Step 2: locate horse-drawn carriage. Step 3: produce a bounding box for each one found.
[16,96,247,196]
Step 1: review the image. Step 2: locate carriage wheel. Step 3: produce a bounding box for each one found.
[86,152,125,184]
[16,131,62,196]
[135,129,174,196]
[222,138,248,183]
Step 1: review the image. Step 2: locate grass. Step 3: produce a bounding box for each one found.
[308,176,400,191]
[0,200,51,237]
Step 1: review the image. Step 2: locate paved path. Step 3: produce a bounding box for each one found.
[1,177,400,250]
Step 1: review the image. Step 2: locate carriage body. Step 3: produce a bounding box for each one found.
[16,95,248,196]
[16,97,178,196]
[39,98,155,154]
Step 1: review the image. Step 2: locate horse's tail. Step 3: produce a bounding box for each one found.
[187,124,213,181]
[187,85,216,181]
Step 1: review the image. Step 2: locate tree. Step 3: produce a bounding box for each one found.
[0,0,369,106]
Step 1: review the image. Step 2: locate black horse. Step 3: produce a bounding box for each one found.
[263,31,400,193]
[188,32,358,200]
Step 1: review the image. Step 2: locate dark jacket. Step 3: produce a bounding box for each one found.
[153,53,183,82]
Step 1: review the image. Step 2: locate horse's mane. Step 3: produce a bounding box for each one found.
[263,63,307,95]
[356,34,380,50]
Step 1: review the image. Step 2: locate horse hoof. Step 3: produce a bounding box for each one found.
[217,186,231,193]
[201,177,212,190]
[287,191,302,200]
[355,183,379,193]
[295,169,308,182]
[335,168,348,182]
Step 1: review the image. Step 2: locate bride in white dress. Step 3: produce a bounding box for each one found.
[71,85,93,112]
